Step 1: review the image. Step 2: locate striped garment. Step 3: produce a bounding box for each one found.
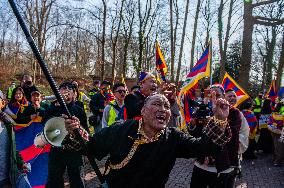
[242,110,258,139]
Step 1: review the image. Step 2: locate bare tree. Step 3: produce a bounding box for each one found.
[176,0,190,82]
[101,0,107,81]
[276,33,284,89]
[110,0,125,83]
[189,0,201,70]
[239,0,284,90]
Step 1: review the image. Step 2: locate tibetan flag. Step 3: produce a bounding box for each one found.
[177,43,211,130]
[156,41,168,82]
[178,90,194,130]
[180,44,211,94]
[222,72,249,107]
[278,86,284,98]
[15,117,50,188]
[242,109,258,139]
[266,80,277,102]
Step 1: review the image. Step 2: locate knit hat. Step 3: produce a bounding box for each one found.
[138,72,155,83]
[209,84,225,94]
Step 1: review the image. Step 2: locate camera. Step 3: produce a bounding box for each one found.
[187,89,212,137]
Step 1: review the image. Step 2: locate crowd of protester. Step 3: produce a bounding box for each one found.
[0,72,284,188]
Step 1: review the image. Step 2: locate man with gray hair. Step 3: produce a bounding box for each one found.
[62,93,232,187]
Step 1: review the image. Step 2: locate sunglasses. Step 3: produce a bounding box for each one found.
[115,90,126,94]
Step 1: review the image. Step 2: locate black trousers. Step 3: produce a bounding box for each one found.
[190,166,236,188]
[46,148,84,188]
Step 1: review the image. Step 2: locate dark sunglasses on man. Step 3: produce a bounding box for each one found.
[115,90,126,94]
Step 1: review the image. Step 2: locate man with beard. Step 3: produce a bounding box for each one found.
[45,82,88,188]
[62,93,232,188]
[190,85,242,188]
[225,89,250,155]
[124,72,157,120]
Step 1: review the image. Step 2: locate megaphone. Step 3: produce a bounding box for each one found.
[34,117,68,147]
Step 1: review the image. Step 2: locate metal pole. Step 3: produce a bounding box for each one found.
[8,0,105,184]
[209,38,213,85]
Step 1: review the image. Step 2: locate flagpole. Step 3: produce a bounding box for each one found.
[209,38,213,85]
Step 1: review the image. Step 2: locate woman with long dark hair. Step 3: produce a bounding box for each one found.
[4,86,29,122]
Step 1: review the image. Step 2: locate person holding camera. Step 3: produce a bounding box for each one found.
[190,84,242,188]
[20,75,38,102]
[62,93,232,187]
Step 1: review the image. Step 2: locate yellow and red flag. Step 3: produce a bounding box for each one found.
[156,41,168,82]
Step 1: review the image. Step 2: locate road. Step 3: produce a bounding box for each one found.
[64,152,284,188]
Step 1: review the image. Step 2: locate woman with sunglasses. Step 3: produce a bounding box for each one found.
[102,83,127,128]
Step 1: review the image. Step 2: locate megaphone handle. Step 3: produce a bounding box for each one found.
[73,130,106,184]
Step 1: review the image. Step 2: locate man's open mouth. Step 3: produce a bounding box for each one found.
[156,114,166,123]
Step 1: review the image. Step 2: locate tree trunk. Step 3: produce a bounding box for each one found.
[190,0,201,70]
[219,0,234,82]
[170,0,175,82]
[176,0,190,83]
[217,0,224,83]
[276,33,284,90]
[265,27,277,88]
[239,2,254,90]
[101,0,107,81]
[111,0,125,83]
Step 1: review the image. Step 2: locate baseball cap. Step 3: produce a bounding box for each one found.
[31,90,41,96]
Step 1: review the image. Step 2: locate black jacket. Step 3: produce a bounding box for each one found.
[89,92,106,117]
[88,120,220,188]
[124,91,146,119]
[44,101,89,133]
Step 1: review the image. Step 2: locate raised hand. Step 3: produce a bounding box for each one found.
[211,91,229,120]
[62,114,80,134]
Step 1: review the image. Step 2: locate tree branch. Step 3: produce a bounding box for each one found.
[254,16,284,26]
[252,0,279,8]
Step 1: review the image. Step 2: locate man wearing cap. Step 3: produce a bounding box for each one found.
[44,82,88,188]
[0,90,30,188]
[17,90,45,124]
[124,72,157,120]
[89,80,112,132]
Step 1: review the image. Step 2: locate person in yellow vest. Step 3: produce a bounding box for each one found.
[72,80,91,112]
[6,82,16,101]
[275,98,284,115]
[102,83,126,128]
[253,92,264,119]
[88,80,100,97]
